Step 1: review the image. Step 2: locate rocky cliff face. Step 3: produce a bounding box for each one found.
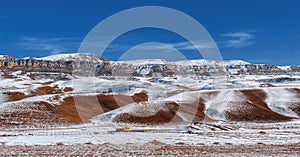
[0,54,299,77]
[109,60,299,77]
[0,54,111,76]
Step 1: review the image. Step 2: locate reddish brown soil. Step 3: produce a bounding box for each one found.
[113,102,182,124]
[31,85,62,95]
[45,92,148,123]
[113,95,216,125]
[63,87,73,92]
[5,85,63,102]
[0,102,72,128]
[5,92,27,101]
[177,98,213,122]
[192,98,211,122]
[2,87,298,127]
[1,91,148,127]
[225,89,292,121]
[97,92,148,112]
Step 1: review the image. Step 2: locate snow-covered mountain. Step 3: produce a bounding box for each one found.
[0,53,299,77]
[36,53,107,63]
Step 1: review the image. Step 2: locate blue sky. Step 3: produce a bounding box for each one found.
[0,0,299,65]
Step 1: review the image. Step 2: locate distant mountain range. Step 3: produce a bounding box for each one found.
[1,53,300,77]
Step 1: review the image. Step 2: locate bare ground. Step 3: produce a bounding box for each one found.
[0,143,299,156]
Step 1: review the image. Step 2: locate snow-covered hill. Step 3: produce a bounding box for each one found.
[0,53,300,125]
[0,53,300,148]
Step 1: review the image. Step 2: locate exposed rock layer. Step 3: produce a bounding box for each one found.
[1,54,300,77]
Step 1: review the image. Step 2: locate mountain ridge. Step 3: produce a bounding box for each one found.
[1,53,297,66]
[1,53,300,77]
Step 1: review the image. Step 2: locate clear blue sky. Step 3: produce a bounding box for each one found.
[0,0,299,65]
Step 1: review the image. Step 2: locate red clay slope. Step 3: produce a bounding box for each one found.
[225,89,293,121]
[44,92,148,123]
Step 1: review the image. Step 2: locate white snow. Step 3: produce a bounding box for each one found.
[228,68,239,75]
[219,60,250,66]
[263,88,299,118]
[38,53,82,61]
[1,120,300,146]
[37,53,104,63]
[0,55,6,59]
[204,90,240,120]
[171,59,250,67]
[278,66,291,71]
[0,93,6,108]
[113,59,167,66]
[171,59,217,66]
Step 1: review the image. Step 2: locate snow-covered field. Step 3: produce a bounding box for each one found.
[0,67,300,155]
[1,120,299,146]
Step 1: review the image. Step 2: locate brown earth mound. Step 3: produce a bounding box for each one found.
[45,92,148,123]
[176,99,213,123]
[4,85,64,102]
[113,102,182,125]
[225,89,292,121]
[31,85,62,95]
[111,91,219,125]
[0,101,71,128]
[5,92,27,101]
[97,92,148,112]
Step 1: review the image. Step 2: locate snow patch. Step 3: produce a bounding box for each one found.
[204,90,239,120]
[263,88,299,118]
[113,59,167,66]
[37,53,104,63]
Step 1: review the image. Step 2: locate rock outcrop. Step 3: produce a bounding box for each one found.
[0,54,299,77]
[0,54,111,76]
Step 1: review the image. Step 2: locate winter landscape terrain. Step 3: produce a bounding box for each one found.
[0,53,299,156]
